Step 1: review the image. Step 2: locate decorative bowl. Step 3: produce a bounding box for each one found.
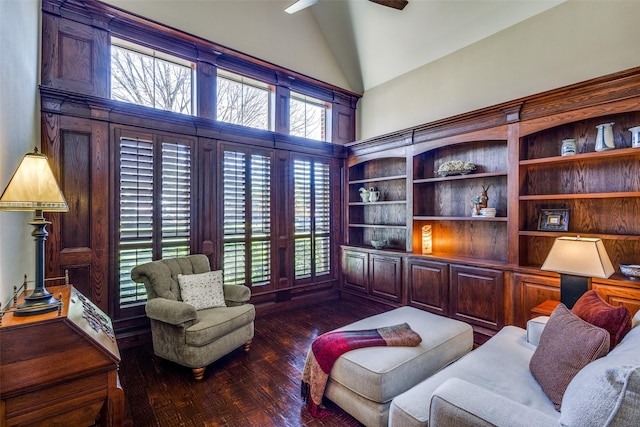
[435,160,476,177]
[620,264,640,279]
[371,239,388,250]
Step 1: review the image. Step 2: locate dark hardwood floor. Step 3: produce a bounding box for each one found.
[119,298,391,426]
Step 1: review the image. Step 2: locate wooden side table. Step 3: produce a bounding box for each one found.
[530,300,560,319]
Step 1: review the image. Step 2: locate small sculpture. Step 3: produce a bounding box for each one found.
[471,185,492,216]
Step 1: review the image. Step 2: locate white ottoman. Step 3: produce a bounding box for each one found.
[323,306,473,427]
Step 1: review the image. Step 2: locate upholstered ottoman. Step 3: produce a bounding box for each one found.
[323,306,473,427]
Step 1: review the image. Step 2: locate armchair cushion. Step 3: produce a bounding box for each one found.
[178,270,226,310]
[186,304,256,347]
[145,298,197,326]
[530,303,609,410]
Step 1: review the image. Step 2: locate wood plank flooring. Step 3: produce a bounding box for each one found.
[119,298,391,426]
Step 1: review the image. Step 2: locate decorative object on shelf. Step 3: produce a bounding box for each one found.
[471,184,492,216]
[595,122,615,152]
[619,264,640,279]
[359,187,370,202]
[561,138,577,156]
[629,126,640,148]
[541,236,614,308]
[368,187,380,202]
[537,209,569,232]
[421,225,432,254]
[0,148,69,316]
[370,239,388,250]
[435,160,476,177]
[480,207,496,217]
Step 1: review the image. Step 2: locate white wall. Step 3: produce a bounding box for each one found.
[103,0,352,92]
[358,0,640,139]
[0,0,40,307]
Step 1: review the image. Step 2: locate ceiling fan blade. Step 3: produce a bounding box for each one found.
[369,0,409,10]
[285,0,320,14]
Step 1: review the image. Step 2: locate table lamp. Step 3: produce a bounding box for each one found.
[541,236,614,309]
[0,149,68,316]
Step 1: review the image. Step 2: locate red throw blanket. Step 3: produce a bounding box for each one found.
[301,323,422,418]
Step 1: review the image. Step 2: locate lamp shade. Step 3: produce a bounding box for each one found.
[0,151,68,212]
[541,236,614,278]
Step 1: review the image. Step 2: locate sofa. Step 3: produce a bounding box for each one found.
[389,305,640,427]
[131,255,255,380]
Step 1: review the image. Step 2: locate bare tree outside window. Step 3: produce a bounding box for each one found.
[290,94,326,141]
[111,44,193,115]
[217,74,270,130]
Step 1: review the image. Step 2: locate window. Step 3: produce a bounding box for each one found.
[293,158,331,281]
[222,147,271,288]
[118,136,192,306]
[290,92,330,142]
[217,69,272,130]
[111,38,195,115]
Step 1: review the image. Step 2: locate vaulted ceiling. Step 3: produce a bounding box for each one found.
[309,0,565,93]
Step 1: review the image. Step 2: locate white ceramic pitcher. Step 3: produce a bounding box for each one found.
[595,122,615,151]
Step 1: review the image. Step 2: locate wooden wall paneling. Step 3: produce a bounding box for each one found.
[274,150,292,290]
[198,138,217,262]
[275,74,291,135]
[332,92,358,145]
[592,282,640,316]
[42,114,109,312]
[450,264,504,331]
[406,258,448,315]
[41,12,109,98]
[196,61,218,121]
[369,253,402,302]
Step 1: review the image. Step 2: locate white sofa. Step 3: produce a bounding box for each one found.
[389,310,640,427]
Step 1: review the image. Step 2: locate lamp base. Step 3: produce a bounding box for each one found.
[14,289,60,317]
[560,274,591,309]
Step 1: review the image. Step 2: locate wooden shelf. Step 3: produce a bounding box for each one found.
[519,230,640,240]
[414,171,507,184]
[414,216,508,222]
[519,191,640,200]
[348,174,406,185]
[348,223,407,229]
[520,147,640,166]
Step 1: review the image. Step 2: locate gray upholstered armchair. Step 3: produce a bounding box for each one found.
[131,255,255,380]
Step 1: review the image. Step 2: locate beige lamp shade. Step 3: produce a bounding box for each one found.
[0,151,68,212]
[541,236,614,278]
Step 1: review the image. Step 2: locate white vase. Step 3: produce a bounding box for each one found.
[595,122,615,152]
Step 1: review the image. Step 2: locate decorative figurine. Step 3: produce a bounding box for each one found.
[471,185,492,216]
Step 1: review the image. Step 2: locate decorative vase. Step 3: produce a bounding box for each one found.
[595,122,615,152]
[368,187,380,202]
[629,126,640,148]
[561,138,577,156]
[359,188,370,202]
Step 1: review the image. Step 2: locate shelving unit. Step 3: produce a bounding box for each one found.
[412,140,508,263]
[518,112,640,271]
[347,156,409,250]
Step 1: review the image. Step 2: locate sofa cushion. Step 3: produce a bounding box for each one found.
[572,290,632,349]
[178,270,226,310]
[185,304,255,347]
[560,324,640,426]
[530,303,609,410]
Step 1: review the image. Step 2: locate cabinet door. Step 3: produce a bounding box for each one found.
[450,264,504,331]
[407,259,448,315]
[513,273,559,327]
[342,249,369,294]
[592,283,640,317]
[370,254,402,302]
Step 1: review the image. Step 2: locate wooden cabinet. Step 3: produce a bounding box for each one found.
[592,281,640,315]
[513,273,560,327]
[0,285,124,427]
[450,264,504,336]
[341,247,403,303]
[346,155,409,251]
[406,257,449,316]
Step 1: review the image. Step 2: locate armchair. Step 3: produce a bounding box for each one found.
[131,255,255,380]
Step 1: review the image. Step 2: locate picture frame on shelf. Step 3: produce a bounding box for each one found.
[537,209,570,232]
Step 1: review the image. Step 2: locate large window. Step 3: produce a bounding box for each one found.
[290,92,330,142]
[118,135,192,306]
[111,39,195,115]
[217,70,272,130]
[293,158,331,281]
[222,147,272,288]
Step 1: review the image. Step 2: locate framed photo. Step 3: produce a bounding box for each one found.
[538,209,569,232]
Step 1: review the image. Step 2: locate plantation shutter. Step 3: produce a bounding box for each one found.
[161,142,191,258]
[314,162,331,276]
[294,160,312,279]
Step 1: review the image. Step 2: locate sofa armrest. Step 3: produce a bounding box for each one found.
[223,284,251,306]
[146,298,197,325]
[430,378,558,427]
[526,316,550,346]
